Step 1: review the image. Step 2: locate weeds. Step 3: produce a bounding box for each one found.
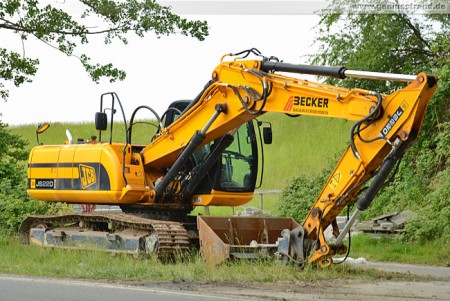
[0,235,440,282]
[349,234,450,266]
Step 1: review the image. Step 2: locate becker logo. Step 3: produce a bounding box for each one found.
[79,164,96,189]
[284,96,329,111]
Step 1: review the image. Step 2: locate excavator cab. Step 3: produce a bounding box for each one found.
[162,100,264,203]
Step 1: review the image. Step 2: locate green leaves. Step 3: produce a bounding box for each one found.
[0,118,45,235]
[0,119,66,235]
[0,0,21,17]
[278,165,334,223]
[311,13,449,93]
[0,0,209,99]
[0,48,39,99]
[0,178,53,235]
[80,54,126,83]
[404,168,450,242]
[79,0,209,40]
[0,119,28,163]
[307,10,450,242]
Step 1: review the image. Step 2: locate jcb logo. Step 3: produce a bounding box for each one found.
[79,164,96,189]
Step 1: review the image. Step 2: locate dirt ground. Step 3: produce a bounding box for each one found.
[167,279,449,300]
[138,261,450,301]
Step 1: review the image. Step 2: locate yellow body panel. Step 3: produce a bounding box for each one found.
[27,143,140,204]
[192,190,253,207]
[29,190,122,204]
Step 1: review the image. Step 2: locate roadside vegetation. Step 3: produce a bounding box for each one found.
[0,234,441,282]
[279,13,450,244]
[349,234,450,266]
[0,120,54,236]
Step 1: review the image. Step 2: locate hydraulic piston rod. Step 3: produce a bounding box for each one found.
[154,104,227,202]
[261,61,417,82]
[344,70,416,82]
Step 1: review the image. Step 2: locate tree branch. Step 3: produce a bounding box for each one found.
[399,15,432,51]
[0,0,208,98]
[0,18,123,36]
[393,46,434,58]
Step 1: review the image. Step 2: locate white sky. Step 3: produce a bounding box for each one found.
[0,1,321,126]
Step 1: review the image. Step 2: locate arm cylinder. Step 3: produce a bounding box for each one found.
[261,60,418,82]
[261,61,347,78]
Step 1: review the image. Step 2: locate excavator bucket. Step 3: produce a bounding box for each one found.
[197,216,299,265]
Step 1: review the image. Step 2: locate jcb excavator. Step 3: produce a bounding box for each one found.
[21,49,437,268]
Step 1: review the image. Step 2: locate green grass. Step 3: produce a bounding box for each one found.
[11,120,159,150]
[349,234,450,266]
[257,113,352,189]
[0,235,412,282]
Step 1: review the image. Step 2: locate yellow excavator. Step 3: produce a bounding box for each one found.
[21,49,437,268]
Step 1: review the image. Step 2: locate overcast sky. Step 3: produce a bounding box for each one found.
[0,1,321,126]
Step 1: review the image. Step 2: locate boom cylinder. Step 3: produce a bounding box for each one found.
[184,134,235,198]
[154,130,205,202]
[154,104,227,202]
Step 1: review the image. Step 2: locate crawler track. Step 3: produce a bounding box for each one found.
[19,213,190,260]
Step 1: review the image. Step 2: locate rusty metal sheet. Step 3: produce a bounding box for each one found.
[197,216,299,265]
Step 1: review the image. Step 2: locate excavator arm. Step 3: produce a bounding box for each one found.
[140,50,437,266]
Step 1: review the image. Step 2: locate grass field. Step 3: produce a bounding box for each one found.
[349,234,450,266]
[1,234,441,282]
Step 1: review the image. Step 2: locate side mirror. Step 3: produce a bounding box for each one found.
[36,123,50,145]
[263,126,272,144]
[37,123,50,134]
[95,112,107,131]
